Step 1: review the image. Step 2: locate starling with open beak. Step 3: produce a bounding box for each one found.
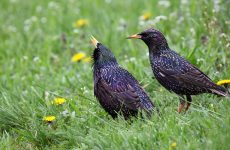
[91,36,156,119]
[128,28,229,113]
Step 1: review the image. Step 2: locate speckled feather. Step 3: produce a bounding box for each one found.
[92,42,155,119]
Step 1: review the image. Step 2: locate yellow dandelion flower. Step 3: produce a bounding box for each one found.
[74,19,89,28]
[217,80,230,86]
[141,12,152,20]
[71,52,86,62]
[171,142,177,149]
[82,57,92,62]
[43,116,56,122]
[52,97,66,105]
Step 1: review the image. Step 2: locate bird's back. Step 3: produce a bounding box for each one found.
[149,49,226,95]
[94,65,155,118]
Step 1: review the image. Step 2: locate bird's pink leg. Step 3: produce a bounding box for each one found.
[178,103,185,113]
[178,95,185,113]
[185,95,192,112]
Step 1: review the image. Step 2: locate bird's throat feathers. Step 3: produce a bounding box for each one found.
[146,39,169,53]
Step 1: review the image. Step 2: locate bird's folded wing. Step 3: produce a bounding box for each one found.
[98,78,141,110]
[158,64,215,89]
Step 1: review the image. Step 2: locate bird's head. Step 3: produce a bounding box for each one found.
[91,36,117,67]
[127,28,168,51]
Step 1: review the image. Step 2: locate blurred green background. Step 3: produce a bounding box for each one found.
[0,0,229,149]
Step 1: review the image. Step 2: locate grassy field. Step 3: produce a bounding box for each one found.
[0,0,230,149]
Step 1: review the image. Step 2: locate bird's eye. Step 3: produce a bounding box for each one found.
[140,33,147,37]
[152,33,158,38]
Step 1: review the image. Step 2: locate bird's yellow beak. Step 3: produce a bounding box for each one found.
[127,34,142,39]
[91,36,99,47]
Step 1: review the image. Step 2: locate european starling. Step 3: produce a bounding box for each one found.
[128,28,229,113]
[91,36,155,119]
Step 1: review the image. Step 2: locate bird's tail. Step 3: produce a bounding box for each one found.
[210,86,230,98]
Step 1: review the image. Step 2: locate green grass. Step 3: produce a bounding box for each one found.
[0,0,230,149]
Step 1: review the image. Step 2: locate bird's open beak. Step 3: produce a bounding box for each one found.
[127,34,142,39]
[91,36,99,47]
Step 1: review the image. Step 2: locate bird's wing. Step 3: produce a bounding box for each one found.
[98,77,142,110]
[101,80,140,110]
[154,51,228,97]
[158,63,216,89]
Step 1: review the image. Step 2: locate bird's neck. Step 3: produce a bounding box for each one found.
[148,42,169,52]
[93,59,118,70]
[143,36,169,53]
[148,44,170,56]
[148,44,170,69]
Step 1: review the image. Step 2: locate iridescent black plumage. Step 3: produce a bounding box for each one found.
[128,28,229,113]
[91,37,155,119]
